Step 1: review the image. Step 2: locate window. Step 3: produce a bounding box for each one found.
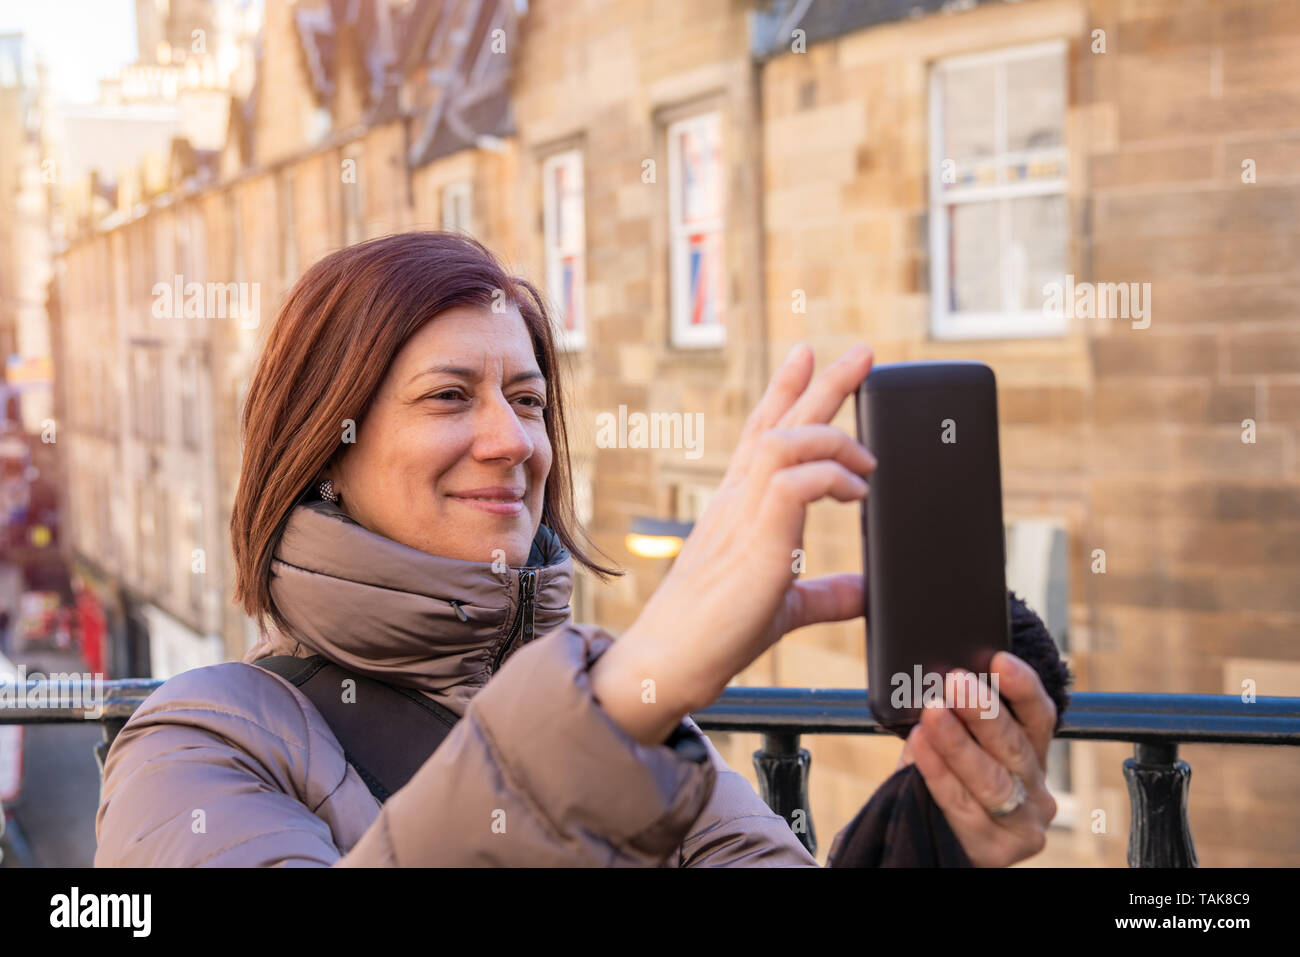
[567,464,596,623]
[1005,517,1069,653]
[130,347,164,443]
[243,615,263,655]
[178,352,199,450]
[149,349,164,443]
[929,41,1067,339]
[186,495,203,617]
[571,570,596,629]
[309,104,331,145]
[573,464,593,528]
[674,481,717,524]
[129,358,140,439]
[668,111,725,348]
[542,150,586,350]
[1004,515,1074,825]
[341,143,365,246]
[441,181,473,235]
[157,487,172,600]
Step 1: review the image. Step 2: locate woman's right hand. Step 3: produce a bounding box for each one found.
[590,342,878,745]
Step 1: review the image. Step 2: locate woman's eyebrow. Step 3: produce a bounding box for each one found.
[409,365,545,387]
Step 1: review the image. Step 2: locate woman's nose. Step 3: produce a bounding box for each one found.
[471,393,534,464]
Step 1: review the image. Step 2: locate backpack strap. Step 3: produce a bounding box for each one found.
[252,654,460,805]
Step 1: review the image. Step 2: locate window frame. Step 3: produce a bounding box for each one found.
[1003,513,1075,827]
[674,480,718,524]
[541,148,587,352]
[441,180,473,236]
[178,352,199,451]
[150,348,164,443]
[186,494,203,617]
[928,39,1069,340]
[667,110,726,349]
[157,486,172,601]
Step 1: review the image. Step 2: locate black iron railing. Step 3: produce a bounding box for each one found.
[691,689,1300,866]
[3,680,1299,867]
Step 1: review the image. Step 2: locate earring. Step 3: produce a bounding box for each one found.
[319,479,339,503]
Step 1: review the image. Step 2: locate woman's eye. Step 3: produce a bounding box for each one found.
[424,390,542,408]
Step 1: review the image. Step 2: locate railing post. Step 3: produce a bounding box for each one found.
[1123,741,1197,867]
[94,718,127,784]
[753,731,816,856]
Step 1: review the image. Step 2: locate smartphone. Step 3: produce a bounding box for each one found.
[854,360,1011,738]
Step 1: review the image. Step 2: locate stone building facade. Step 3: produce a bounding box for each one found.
[747,0,1300,866]
[54,0,1300,866]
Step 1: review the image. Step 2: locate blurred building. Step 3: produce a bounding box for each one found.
[52,0,263,679]
[0,32,55,434]
[52,0,1300,867]
[0,31,66,625]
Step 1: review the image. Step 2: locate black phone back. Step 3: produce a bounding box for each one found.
[855,360,1010,737]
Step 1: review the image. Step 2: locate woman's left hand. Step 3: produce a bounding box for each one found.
[896,650,1059,867]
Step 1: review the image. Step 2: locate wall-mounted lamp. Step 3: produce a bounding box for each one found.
[625,516,695,560]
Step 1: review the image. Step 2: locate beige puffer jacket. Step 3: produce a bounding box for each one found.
[94,499,823,866]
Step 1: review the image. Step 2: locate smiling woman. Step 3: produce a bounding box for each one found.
[93,230,1060,869]
[323,305,554,566]
[96,230,819,867]
[229,231,615,636]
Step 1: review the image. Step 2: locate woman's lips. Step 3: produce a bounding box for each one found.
[447,487,525,516]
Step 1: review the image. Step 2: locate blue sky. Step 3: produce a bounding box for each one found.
[0,0,138,103]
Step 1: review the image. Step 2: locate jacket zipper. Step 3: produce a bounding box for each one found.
[490,568,536,675]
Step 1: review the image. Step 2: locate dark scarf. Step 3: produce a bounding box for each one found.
[829,592,1073,867]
